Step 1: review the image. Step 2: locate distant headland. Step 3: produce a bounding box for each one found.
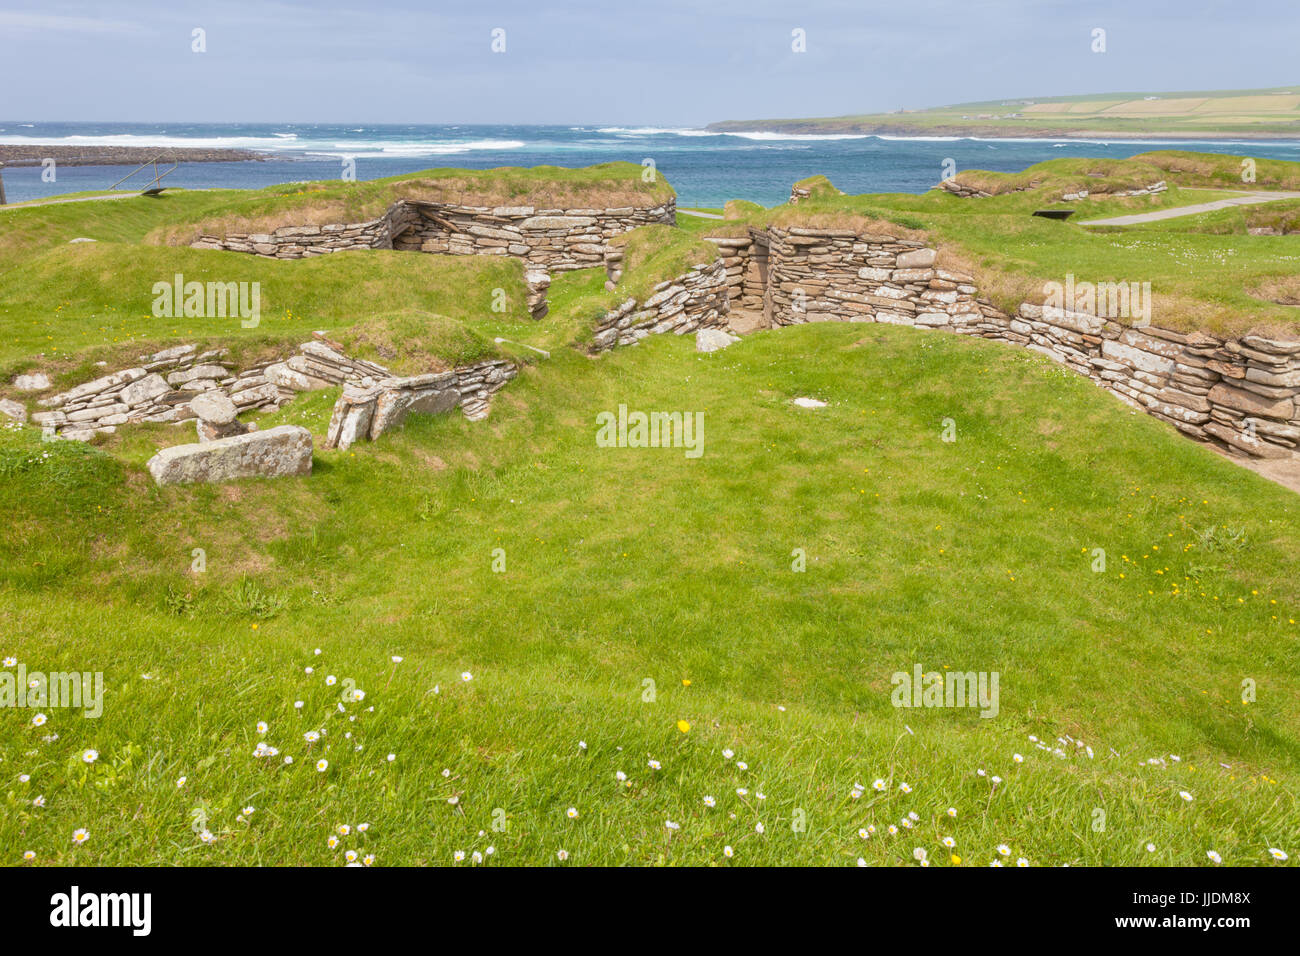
[708,84,1300,140]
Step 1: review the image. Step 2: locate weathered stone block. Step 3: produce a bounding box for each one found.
[1207,383,1294,420]
[895,248,937,269]
[190,391,240,425]
[119,373,171,408]
[146,426,313,485]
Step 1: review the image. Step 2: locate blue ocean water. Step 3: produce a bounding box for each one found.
[4,121,1300,207]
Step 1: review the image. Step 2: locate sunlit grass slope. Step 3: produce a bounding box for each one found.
[2,324,1296,866]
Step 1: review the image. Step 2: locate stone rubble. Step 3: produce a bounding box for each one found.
[323,359,518,451]
[26,336,392,442]
[10,330,522,472]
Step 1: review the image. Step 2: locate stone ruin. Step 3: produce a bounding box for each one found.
[192,196,675,322]
[7,178,1298,485]
[6,333,520,485]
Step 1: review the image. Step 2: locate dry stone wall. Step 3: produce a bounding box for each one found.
[28,339,388,441]
[707,232,768,327]
[192,199,675,275]
[695,223,1300,461]
[323,358,517,451]
[591,256,729,352]
[936,178,1168,201]
[386,200,675,273]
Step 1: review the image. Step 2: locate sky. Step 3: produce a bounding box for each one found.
[2,0,1297,125]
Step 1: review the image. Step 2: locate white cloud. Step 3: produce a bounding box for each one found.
[0,11,148,35]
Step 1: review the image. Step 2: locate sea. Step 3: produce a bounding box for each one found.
[4,122,1300,207]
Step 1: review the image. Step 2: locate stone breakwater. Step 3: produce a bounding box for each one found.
[191,198,675,276]
[0,145,266,167]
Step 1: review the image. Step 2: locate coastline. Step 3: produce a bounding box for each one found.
[0,144,268,166]
[704,121,1300,141]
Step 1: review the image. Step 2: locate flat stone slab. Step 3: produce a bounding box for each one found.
[13,372,50,391]
[190,390,239,425]
[695,328,740,353]
[146,425,312,485]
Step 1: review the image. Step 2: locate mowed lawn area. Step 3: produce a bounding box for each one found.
[2,316,1297,866]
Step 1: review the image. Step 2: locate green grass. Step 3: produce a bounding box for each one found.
[0,159,1297,868]
[1,324,1297,866]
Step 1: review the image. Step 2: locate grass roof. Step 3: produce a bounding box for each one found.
[148,162,677,245]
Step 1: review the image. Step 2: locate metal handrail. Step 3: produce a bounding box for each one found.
[109,155,178,192]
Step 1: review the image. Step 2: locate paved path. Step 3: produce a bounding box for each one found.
[1081,190,1300,226]
[0,192,137,212]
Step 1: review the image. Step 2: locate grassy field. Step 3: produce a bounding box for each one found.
[1,162,1297,867]
[708,84,1300,139]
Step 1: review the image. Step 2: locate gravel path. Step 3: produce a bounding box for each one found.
[1081,190,1300,226]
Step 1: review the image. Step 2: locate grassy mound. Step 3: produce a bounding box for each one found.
[147,163,676,245]
[1134,150,1300,191]
[0,227,536,386]
[723,199,764,219]
[607,224,719,301]
[791,174,844,201]
[945,152,1300,202]
[1,324,1296,865]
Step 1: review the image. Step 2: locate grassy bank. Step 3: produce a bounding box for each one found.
[2,324,1297,865]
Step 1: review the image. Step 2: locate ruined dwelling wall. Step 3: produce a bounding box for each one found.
[191,199,676,273]
[30,338,516,443]
[936,178,1168,201]
[591,250,729,352]
[188,199,1300,460]
[691,225,1300,460]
